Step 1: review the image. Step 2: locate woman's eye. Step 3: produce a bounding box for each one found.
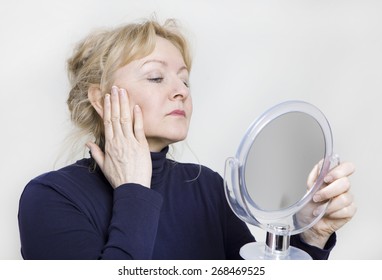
[183,81,190,88]
[148,77,163,83]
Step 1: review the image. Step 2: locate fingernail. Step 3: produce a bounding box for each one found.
[112,86,118,95]
[313,194,322,202]
[120,88,126,95]
[324,175,333,184]
[313,208,320,217]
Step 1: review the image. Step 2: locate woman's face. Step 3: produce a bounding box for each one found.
[113,36,192,152]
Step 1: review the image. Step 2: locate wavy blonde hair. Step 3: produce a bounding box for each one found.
[65,19,192,157]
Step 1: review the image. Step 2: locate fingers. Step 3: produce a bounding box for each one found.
[103,94,113,140]
[118,87,133,136]
[324,161,355,184]
[110,86,124,137]
[86,141,105,169]
[311,161,356,219]
[313,176,351,202]
[313,162,355,202]
[325,191,356,218]
[103,86,134,139]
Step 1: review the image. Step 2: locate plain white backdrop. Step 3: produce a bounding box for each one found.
[1,0,381,259]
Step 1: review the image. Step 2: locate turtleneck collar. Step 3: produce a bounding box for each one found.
[150,146,169,186]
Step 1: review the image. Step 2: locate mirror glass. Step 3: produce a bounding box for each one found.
[244,112,325,211]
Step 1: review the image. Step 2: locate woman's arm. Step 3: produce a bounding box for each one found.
[18,181,162,259]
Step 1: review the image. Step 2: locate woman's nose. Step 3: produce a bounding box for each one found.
[170,79,189,100]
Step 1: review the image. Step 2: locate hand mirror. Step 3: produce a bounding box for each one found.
[224,100,339,259]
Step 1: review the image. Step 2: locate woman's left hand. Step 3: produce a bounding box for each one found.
[301,161,357,249]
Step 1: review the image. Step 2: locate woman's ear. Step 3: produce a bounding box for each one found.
[88,85,104,118]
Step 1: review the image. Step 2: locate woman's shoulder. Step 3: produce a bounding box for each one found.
[30,158,94,184]
[22,158,109,200]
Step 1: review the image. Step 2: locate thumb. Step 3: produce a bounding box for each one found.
[86,141,105,169]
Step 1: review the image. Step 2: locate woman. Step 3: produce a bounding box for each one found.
[18,19,356,260]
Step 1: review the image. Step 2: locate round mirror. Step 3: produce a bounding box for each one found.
[244,111,325,212]
[224,100,339,259]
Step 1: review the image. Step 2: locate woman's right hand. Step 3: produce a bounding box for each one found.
[86,86,152,189]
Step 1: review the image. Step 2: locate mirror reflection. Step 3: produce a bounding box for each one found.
[244,112,325,211]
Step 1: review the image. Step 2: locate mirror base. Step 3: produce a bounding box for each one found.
[240,242,312,260]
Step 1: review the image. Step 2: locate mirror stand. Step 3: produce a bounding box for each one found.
[240,224,312,260]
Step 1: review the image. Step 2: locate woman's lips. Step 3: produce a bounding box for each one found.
[168,110,186,117]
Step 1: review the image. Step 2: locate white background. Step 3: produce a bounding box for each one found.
[1,0,381,259]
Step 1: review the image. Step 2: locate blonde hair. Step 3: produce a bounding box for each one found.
[66,19,192,156]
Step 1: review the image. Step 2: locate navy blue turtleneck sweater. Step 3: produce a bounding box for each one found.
[18,147,335,260]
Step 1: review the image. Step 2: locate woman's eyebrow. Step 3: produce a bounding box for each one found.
[140,59,167,68]
[141,59,188,74]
